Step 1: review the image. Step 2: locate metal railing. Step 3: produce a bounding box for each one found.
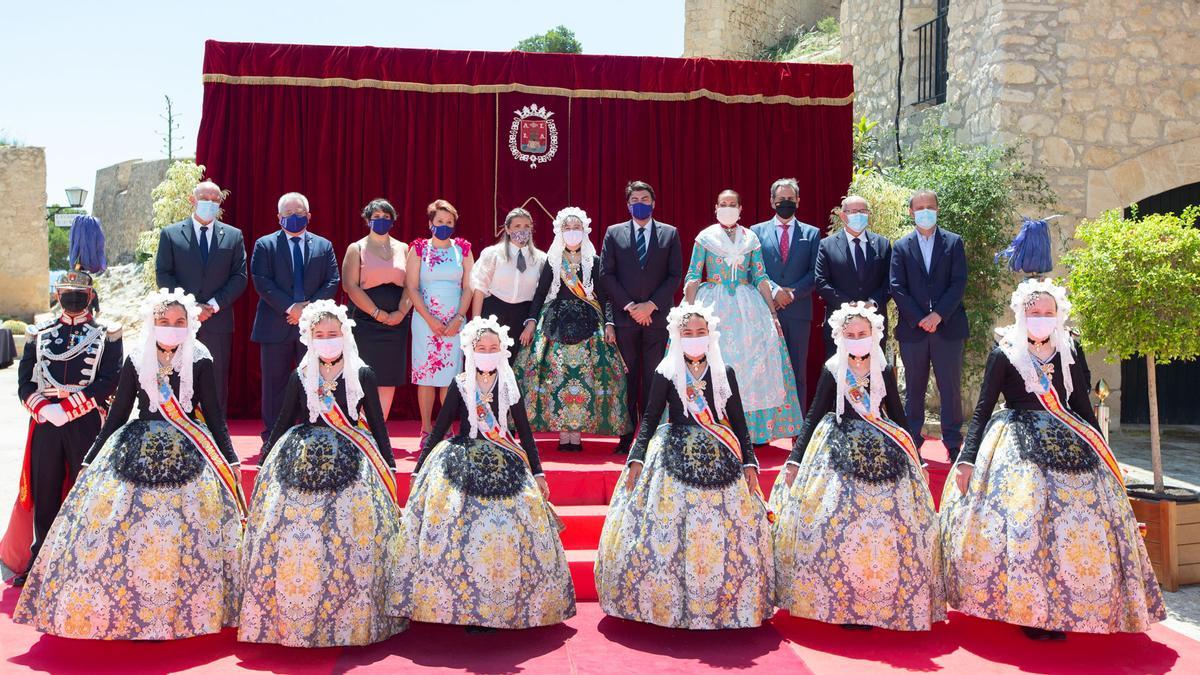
[913,7,950,106]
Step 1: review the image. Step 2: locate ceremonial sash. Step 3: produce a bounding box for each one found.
[845,371,925,474]
[1031,359,1123,486]
[157,384,247,520]
[472,387,565,532]
[685,371,774,523]
[320,398,400,507]
[559,258,604,320]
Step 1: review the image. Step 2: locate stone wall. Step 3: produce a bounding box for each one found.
[683,0,840,59]
[0,146,49,320]
[92,158,173,264]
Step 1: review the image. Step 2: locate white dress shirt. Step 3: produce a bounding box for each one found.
[844,228,869,270]
[916,226,938,272]
[471,242,544,304]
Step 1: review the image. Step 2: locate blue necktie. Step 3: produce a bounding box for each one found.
[290,237,305,302]
[636,226,647,267]
[199,226,210,266]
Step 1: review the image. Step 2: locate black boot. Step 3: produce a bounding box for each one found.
[1020,626,1066,641]
[614,434,632,455]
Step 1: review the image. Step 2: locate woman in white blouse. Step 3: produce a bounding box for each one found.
[470,208,546,363]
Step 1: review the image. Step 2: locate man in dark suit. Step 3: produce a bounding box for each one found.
[599,180,683,454]
[890,189,969,459]
[751,177,821,414]
[155,180,248,412]
[815,195,892,357]
[250,192,340,442]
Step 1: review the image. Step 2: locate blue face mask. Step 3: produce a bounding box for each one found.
[370,218,394,235]
[629,202,654,221]
[913,209,937,230]
[281,213,308,233]
[846,212,869,233]
[431,224,454,240]
[195,199,220,221]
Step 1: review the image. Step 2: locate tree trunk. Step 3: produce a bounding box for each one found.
[1147,353,1164,494]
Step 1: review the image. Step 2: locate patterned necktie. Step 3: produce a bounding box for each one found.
[199,226,210,266]
[779,225,790,264]
[516,249,526,272]
[853,237,866,281]
[636,226,648,267]
[290,237,305,302]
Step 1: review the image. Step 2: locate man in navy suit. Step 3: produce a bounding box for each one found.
[751,177,821,414]
[890,189,969,459]
[599,180,683,454]
[155,180,248,412]
[250,192,340,442]
[814,195,892,357]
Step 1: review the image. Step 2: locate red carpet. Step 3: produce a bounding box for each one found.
[2,421,1197,673]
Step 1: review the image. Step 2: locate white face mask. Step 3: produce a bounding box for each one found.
[474,351,502,373]
[844,336,874,357]
[561,230,586,247]
[1025,316,1057,341]
[311,337,344,361]
[680,336,709,358]
[154,325,189,348]
[715,206,740,227]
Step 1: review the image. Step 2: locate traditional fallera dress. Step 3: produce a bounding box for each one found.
[596,365,774,629]
[351,238,409,385]
[941,341,1166,633]
[411,237,470,386]
[238,364,407,647]
[391,373,576,628]
[686,226,803,443]
[770,363,944,631]
[14,348,244,640]
[515,253,630,435]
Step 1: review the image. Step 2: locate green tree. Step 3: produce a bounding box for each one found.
[136,159,209,287]
[1063,206,1200,494]
[515,25,582,54]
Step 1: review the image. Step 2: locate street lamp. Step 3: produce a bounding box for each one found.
[48,187,90,225]
[64,187,87,209]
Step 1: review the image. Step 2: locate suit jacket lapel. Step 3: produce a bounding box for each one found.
[927,229,946,278]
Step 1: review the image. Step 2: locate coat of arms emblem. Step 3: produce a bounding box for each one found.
[509,103,558,169]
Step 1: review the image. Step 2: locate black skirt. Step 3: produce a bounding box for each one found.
[351,283,409,386]
[481,295,533,363]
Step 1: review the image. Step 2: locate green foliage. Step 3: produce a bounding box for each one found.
[46,207,84,270]
[841,171,910,242]
[1063,206,1200,364]
[2,319,28,334]
[885,120,1056,374]
[758,17,841,63]
[852,117,881,177]
[515,25,582,54]
[139,159,207,286]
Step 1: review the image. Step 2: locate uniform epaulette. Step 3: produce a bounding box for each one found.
[104,323,123,341]
[29,318,57,335]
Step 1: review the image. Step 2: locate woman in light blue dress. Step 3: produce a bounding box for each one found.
[684,189,803,444]
[406,199,475,444]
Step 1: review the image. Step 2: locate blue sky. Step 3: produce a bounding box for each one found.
[0,1,685,209]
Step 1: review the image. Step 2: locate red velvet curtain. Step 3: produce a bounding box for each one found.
[196,40,854,420]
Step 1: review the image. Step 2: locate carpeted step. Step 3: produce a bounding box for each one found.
[566,549,598,602]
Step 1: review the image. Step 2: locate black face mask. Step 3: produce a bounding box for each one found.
[774,200,798,219]
[59,290,91,314]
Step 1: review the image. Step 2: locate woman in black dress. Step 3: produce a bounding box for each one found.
[342,198,412,416]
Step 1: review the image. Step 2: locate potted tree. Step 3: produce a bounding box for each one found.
[1064,205,1200,591]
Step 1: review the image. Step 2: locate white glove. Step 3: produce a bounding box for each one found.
[41,404,69,427]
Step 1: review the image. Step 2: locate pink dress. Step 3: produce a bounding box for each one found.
[351,238,409,386]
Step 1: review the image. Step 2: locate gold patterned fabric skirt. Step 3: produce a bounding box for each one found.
[389,438,576,629]
[940,409,1166,633]
[769,415,944,630]
[595,424,774,629]
[238,424,407,647]
[14,420,242,639]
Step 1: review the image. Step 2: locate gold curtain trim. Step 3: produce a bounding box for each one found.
[202,73,854,107]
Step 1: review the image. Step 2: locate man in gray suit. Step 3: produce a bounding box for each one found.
[751,178,820,414]
[155,180,248,412]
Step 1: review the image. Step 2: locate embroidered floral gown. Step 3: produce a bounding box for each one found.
[390,378,576,628]
[941,344,1165,633]
[411,237,470,387]
[685,233,803,443]
[769,364,944,630]
[595,366,774,629]
[15,355,243,640]
[515,255,630,435]
[239,365,407,647]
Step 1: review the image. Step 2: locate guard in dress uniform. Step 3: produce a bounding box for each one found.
[11,271,122,585]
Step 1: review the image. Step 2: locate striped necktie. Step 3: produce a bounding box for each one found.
[636,226,648,267]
